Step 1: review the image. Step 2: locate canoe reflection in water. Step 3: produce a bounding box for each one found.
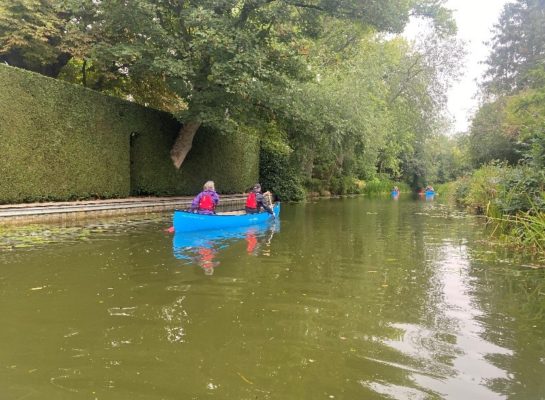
[172,222,279,274]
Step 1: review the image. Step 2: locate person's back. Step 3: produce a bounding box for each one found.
[245,183,273,215]
[191,181,219,214]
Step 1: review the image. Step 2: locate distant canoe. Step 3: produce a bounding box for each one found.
[173,203,280,233]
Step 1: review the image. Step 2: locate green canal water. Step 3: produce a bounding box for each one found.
[1,197,544,399]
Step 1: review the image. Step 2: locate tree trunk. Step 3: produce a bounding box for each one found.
[170,120,202,169]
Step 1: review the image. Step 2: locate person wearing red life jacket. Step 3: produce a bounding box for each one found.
[190,181,220,214]
[245,183,274,216]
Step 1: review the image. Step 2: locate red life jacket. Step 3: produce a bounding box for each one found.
[246,232,258,253]
[199,193,215,211]
[246,192,257,209]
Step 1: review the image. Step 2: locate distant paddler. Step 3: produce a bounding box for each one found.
[424,185,435,201]
[425,185,435,196]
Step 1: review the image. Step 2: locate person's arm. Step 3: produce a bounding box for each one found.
[190,193,201,210]
[263,203,274,215]
[212,191,220,205]
[256,193,274,214]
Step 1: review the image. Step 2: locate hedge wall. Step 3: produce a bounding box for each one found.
[131,124,259,196]
[0,64,258,203]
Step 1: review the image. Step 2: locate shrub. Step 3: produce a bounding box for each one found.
[448,163,545,252]
[330,176,361,195]
[259,139,305,201]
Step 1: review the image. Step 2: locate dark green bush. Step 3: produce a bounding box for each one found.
[0,64,258,203]
[259,139,305,201]
[330,176,361,195]
[304,178,325,195]
[449,163,544,215]
[496,166,545,214]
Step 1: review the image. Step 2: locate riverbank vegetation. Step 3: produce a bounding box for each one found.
[440,164,544,253]
[436,0,545,252]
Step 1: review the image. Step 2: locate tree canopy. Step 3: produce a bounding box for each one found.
[468,0,545,170]
[1,0,461,194]
[484,0,545,96]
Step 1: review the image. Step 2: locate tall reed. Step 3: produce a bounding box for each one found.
[362,179,409,195]
[487,203,545,252]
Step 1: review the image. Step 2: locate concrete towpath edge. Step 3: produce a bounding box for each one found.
[0,195,248,225]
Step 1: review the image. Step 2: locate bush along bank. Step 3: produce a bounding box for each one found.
[444,163,545,254]
[258,128,411,201]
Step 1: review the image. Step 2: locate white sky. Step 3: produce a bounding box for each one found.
[445,0,510,132]
[406,0,510,133]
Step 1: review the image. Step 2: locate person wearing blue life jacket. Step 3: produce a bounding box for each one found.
[391,186,400,198]
[245,183,274,216]
[424,185,435,201]
[190,181,220,214]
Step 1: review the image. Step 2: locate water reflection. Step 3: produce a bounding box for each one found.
[361,242,513,399]
[172,222,279,274]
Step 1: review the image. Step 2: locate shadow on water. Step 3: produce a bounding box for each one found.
[172,222,280,275]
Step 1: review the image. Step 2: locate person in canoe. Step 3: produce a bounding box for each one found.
[245,183,274,216]
[190,180,220,214]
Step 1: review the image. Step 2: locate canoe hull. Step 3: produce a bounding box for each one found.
[173,203,280,232]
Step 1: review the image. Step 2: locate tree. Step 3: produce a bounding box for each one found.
[81,0,453,169]
[0,0,98,77]
[468,99,523,167]
[503,80,545,169]
[0,0,70,76]
[266,27,461,192]
[1,0,456,176]
[483,0,545,96]
[471,0,545,169]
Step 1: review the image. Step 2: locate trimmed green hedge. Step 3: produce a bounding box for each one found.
[0,64,258,203]
[131,123,259,195]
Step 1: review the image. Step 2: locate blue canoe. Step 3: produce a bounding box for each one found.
[173,203,280,233]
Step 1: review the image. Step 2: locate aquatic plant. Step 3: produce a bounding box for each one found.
[487,203,545,254]
[444,163,544,255]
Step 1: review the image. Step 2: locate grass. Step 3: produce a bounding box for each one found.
[488,209,545,253]
[362,179,410,195]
